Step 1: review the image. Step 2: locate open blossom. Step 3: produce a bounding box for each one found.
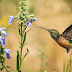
[8,15,14,25]
[26,17,37,26]
[30,17,37,23]
[26,22,32,26]
[0,27,7,37]
[32,17,38,21]
[0,36,5,46]
[3,49,11,59]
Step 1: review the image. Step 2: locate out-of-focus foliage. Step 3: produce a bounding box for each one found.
[38,49,48,72]
[64,0,72,11]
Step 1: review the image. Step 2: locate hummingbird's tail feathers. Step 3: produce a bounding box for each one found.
[37,26,48,31]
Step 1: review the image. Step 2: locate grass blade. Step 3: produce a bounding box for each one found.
[63,60,65,72]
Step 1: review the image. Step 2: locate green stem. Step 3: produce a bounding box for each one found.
[40,59,44,72]
[20,23,23,70]
[4,65,8,72]
[0,44,8,72]
[21,51,29,61]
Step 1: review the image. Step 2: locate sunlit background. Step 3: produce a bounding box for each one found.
[0,0,72,72]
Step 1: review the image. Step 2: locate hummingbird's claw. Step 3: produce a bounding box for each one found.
[66,49,70,53]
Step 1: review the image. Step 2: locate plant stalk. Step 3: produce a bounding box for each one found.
[20,23,23,70]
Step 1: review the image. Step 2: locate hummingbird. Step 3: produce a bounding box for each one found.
[37,25,72,53]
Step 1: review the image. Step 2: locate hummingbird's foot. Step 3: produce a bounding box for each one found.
[66,49,70,53]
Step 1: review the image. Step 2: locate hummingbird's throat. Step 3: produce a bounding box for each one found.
[50,32,60,40]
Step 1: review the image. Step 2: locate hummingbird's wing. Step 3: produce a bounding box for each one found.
[61,24,72,41]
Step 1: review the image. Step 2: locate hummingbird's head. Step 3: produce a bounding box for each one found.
[48,29,60,40]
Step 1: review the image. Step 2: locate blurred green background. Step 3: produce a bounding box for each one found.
[0,0,72,72]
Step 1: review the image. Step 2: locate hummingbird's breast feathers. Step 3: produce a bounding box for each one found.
[57,36,71,49]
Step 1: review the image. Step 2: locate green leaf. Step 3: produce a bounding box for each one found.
[29,14,34,17]
[23,3,28,6]
[18,25,20,34]
[22,49,29,61]
[1,48,4,54]
[23,32,26,44]
[18,2,22,4]
[63,60,65,72]
[38,49,44,55]
[17,50,19,71]
[44,55,48,59]
[26,27,33,33]
[17,70,21,72]
[19,70,21,72]
[10,71,14,72]
[23,43,28,46]
[6,66,10,68]
[0,67,4,71]
[18,41,21,45]
[69,58,71,72]
[42,62,47,66]
[39,56,43,60]
[22,25,27,30]
[27,48,29,52]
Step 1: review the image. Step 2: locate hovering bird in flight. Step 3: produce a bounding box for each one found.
[37,25,72,53]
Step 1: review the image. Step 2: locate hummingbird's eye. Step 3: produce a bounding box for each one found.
[51,32,52,34]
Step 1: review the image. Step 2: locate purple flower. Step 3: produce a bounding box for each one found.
[30,17,37,23]
[6,53,11,59]
[30,19,33,23]
[26,22,32,26]
[0,27,7,37]
[8,15,14,25]
[0,36,5,46]
[3,49,11,59]
[26,17,37,26]
[32,17,38,21]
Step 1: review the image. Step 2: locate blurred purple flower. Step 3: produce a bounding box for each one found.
[0,27,7,37]
[8,15,14,25]
[6,53,11,59]
[0,36,5,46]
[26,22,32,26]
[30,19,33,23]
[3,49,11,59]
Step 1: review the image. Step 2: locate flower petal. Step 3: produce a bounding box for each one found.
[2,37,5,41]
[26,22,32,26]
[8,18,13,25]
[30,19,33,23]
[6,53,11,59]
[0,36,5,46]
[0,39,5,46]
[3,49,11,53]
[0,27,6,31]
[8,15,14,25]
[33,17,38,21]
[9,15,13,17]
[0,36,2,39]
[1,30,7,37]
[6,53,9,55]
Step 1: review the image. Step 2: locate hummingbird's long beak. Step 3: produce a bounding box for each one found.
[37,26,50,32]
